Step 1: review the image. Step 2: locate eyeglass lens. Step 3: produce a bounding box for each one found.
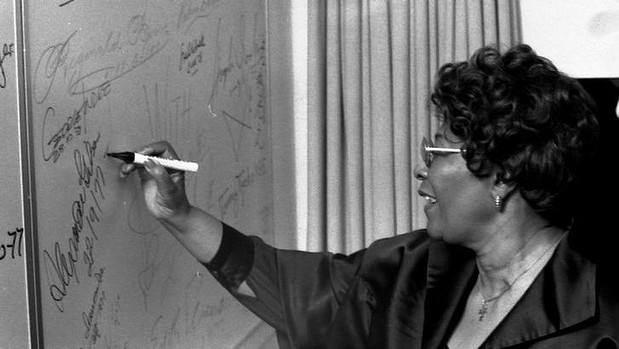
[421,137,432,167]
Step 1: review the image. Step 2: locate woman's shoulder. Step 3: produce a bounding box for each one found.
[357,229,433,292]
[365,229,432,256]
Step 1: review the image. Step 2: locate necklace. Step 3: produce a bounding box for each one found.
[477,288,510,321]
[476,231,566,321]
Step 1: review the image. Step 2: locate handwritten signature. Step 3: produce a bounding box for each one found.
[179,34,205,75]
[43,133,106,312]
[34,13,170,105]
[41,81,110,163]
[218,156,267,220]
[206,14,267,161]
[177,0,222,32]
[82,268,105,347]
[149,275,230,349]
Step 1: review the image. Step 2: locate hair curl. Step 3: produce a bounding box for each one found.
[430,44,599,227]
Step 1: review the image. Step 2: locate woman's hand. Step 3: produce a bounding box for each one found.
[119,141,191,224]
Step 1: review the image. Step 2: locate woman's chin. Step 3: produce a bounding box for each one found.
[425,224,444,240]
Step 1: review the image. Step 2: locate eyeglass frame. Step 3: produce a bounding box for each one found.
[420,136,465,167]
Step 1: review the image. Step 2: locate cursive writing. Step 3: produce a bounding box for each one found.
[43,239,79,312]
[33,12,169,104]
[149,275,231,349]
[82,268,105,347]
[59,0,75,7]
[34,30,78,103]
[43,134,106,312]
[41,81,110,163]
[206,13,268,162]
[218,157,268,220]
[70,13,170,96]
[179,34,205,75]
[137,233,167,311]
[1,42,15,89]
[177,0,222,32]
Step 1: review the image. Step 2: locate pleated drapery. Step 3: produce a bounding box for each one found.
[306,0,521,253]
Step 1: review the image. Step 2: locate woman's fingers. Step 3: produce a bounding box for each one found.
[118,141,180,178]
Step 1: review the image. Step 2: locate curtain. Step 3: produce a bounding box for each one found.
[306,0,521,253]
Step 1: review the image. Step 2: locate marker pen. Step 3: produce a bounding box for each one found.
[107,152,199,172]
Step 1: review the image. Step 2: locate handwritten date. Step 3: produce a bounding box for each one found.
[43,134,106,312]
[0,227,23,261]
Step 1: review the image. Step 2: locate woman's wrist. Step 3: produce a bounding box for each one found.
[158,206,223,263]
[160,203,194,233]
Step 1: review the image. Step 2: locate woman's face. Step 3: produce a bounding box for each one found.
[415,125,495,246]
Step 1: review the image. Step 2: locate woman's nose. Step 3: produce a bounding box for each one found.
[414,163,428,180]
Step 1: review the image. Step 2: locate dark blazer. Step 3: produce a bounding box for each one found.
[205,224,619,348]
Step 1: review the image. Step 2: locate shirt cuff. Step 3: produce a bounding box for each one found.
[203,223,255,290]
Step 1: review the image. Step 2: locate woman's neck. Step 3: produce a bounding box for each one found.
[474,223,565,297]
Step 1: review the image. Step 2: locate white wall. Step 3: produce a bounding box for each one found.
[521,0,619,78]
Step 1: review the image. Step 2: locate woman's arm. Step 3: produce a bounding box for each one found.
[118,141,222,264]
[119,141,365,340]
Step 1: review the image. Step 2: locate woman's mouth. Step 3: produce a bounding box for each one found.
[423,195,437,204]
[418,189,437,204]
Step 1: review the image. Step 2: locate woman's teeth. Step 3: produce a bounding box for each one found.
[424,196,437,204]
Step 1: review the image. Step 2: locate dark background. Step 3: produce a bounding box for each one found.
[573,78,619,263]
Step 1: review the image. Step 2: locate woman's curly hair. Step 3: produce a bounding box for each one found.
[431,44,599,227]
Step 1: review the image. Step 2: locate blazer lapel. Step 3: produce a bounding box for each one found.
[422,240,477,349]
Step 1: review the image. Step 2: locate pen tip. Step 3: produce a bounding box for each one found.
[106,152,132,162]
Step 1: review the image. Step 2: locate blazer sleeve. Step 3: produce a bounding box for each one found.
[203,223,367,348]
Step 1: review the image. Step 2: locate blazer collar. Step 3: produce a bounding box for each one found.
[368,234,476,349]
[420,232,597,349]
[422,239,477,349]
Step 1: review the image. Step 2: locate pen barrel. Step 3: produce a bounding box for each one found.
[134,153,199,172]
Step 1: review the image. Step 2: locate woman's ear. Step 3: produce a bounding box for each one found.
[491,181,515,200]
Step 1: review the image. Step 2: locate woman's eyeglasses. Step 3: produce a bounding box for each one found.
[420,137,464,167]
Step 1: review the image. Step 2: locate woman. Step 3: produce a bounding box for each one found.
[120,44,618,348]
